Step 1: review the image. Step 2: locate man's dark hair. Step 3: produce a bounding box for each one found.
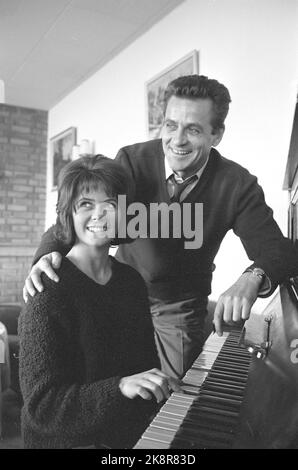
[55,154,132,245]
[164,75,231,132]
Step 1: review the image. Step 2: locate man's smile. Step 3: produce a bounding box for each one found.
[169,146,192,156]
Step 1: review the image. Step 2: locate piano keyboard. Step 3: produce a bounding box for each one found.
[134,328,252,449]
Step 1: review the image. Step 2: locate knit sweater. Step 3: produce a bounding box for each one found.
[33,140,298,300]
[19,257,160,449]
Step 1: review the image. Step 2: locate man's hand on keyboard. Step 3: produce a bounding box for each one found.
[213,272,261,335]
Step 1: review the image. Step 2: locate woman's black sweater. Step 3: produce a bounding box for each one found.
[19,257,160,448]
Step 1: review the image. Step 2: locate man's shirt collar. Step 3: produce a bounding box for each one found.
[164,155,209,183]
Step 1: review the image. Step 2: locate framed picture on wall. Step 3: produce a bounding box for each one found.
[146,50,199,139]
[50,127,77,190]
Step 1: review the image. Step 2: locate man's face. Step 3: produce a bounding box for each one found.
[161,96,224,179]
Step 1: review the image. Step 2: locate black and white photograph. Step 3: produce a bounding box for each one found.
[0,0,298,457]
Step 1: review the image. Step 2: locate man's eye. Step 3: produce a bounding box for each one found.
[165,122,177,130]
[188,128,200,135]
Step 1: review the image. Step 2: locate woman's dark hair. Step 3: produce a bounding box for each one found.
[55,154,132,246]
[164,75,231,132]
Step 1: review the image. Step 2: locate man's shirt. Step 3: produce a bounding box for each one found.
[165,156,209,201]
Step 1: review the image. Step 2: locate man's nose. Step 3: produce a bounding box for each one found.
[172,127,187,145]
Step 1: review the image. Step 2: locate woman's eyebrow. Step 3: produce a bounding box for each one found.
[76,196,94,203]
[76,196,117,203]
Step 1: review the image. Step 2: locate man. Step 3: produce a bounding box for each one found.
[23,75,298,379]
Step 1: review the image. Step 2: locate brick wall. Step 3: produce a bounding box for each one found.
[0,104,48,303]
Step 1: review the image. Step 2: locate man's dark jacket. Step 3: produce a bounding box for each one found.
[114,139,298,300]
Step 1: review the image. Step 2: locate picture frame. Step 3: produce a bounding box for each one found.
[50,126,77,190]
[146,50,199,139]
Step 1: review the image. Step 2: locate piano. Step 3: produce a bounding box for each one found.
[134,280,298,449]
[135,93,298,449]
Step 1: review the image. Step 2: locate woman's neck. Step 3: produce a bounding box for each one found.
[66,243,112,285]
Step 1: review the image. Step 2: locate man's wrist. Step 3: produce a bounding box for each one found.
[243,267,266,286]
[243,267,272,295]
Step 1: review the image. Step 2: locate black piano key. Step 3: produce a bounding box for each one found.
[172,427,234,449]
[176,422,235,443]
[170,436,230,449]
[180,411,237,432]
[211,365,249,376]
[191,396,242,411]
[214,356,251,367]
[193,403,240,418]
[204,376,247,389]
[207,370,247,383]
[212,358,250,368]
[198,389,243,402]
[200,383,247,398]
[213,357,250,367]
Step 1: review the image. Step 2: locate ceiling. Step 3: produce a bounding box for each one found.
[0,0,184,110]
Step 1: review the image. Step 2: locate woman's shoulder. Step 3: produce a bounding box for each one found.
[22,258,76,317]
[41,256,82,290]
[22,276,64,316]
[40,257,75,294]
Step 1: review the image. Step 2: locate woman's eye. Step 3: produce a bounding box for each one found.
[78,201,91,209]
[104,202,117,211]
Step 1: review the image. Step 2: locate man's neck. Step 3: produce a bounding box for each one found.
[164,154,210,181]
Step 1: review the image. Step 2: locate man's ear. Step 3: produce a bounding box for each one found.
[212,127,225,147]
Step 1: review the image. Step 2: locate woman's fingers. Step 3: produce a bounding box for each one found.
[137,378,165,403]
[119,369,181,402]
[142,372,171,400]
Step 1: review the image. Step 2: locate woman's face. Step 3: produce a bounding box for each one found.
[72,184,118,248]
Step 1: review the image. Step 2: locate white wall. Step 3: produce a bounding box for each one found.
[47,0,298,312]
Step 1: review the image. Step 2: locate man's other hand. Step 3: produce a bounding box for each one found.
[213,272,261,336]
[23,252,62,303]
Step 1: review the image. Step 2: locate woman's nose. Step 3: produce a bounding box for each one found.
[91,206,106,220]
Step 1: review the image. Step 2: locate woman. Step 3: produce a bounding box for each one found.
[19,155,179,449]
